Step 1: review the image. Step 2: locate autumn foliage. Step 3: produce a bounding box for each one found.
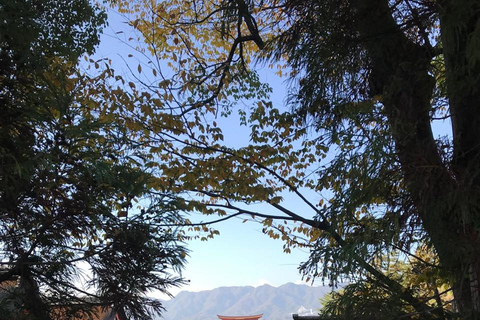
[2,0,480,319]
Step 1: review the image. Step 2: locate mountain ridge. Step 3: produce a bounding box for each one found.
[158,283,330,320]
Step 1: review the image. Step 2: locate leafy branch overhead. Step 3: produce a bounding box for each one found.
[110,0,480,319]
[3,0,480,319]
[0,1,188,319]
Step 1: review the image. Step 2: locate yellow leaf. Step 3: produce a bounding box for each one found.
[131,19,139,29]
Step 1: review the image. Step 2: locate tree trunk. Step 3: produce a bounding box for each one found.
[350,0,480,317]
[438,0,480,317]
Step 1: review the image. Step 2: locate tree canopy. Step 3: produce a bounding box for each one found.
[107,0,480,319]
[0,1,187,319]
[4,0,480,319]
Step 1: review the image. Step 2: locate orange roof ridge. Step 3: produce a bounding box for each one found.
[217,314,263,320]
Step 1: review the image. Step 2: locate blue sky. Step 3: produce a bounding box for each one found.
[91,7,319,299]
[93,4,453,300]
[179,216,312,293]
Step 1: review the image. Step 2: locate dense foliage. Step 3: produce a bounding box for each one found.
[109,0,480,319]
[3,0,480,319]
[0,1,187,319]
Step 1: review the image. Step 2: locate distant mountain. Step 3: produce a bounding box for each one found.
[157,283,331,320]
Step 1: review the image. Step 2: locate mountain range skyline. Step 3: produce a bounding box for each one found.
[157,282,332,320]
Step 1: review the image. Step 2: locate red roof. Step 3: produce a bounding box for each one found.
[217,314,263,320]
